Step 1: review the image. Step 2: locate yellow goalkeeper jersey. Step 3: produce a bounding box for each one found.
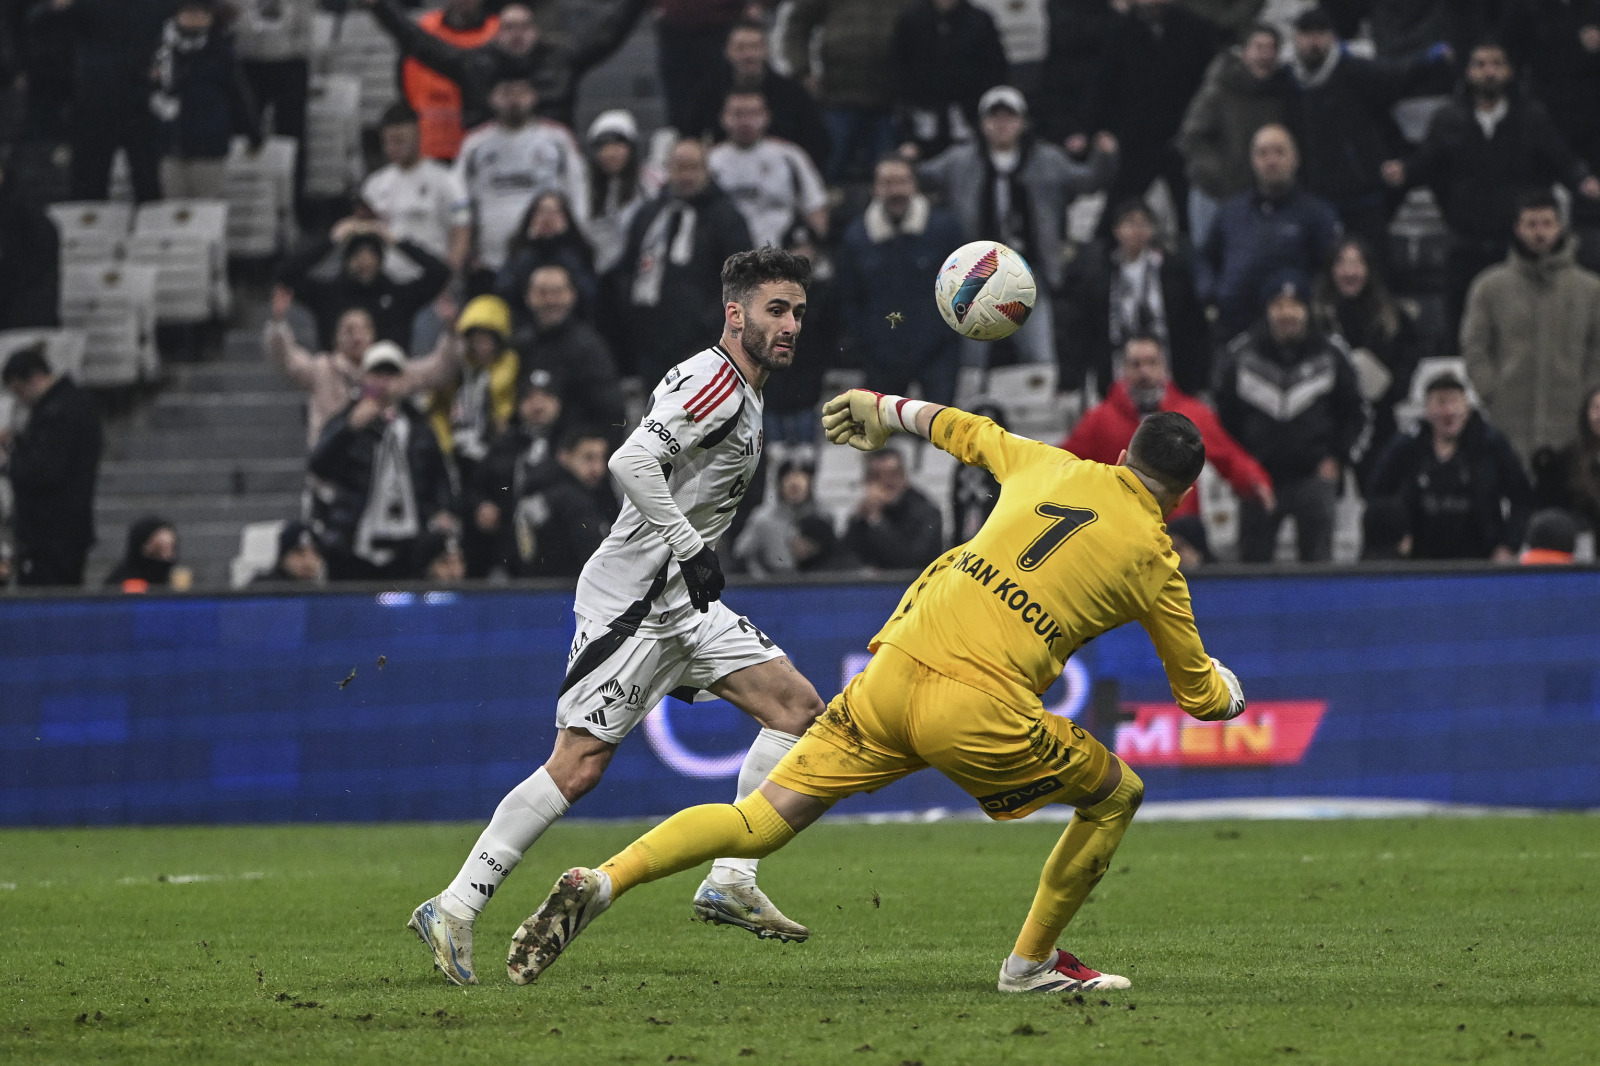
[870,409,1233,720]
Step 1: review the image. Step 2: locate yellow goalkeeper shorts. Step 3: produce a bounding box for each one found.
[767,643,1112,820]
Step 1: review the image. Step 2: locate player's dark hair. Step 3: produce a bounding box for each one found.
[2,343,50,385]
[721,246,811,308]
[380,102,419,129]
[1514,187,1561,217]
[1128,411,1206,493]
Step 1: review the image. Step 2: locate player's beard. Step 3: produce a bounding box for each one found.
[740,317,796,373]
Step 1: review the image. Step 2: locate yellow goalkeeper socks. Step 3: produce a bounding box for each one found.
[1013,765,1145,962]
[599,791,796,898]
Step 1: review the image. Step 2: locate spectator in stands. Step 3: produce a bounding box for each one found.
[1383,38,1600,343]
[495,191,597,320]
[653,0,744,135]
[891,0,1009,162]
[919,85,1118,368]
[34,0,168,202]
[1360,495,1412,560]
[709,90,830,250]
[1198,123,1341,342]
[1178,0,1265,37]
[1079,0,1223,235]
[265,290,460,448]
[1283,7,1454,258]
[419,532,467,582]
[1178,23,1291,250]
[1500,1,1600,269]
[357,0,649,130]
[1519,507,1579,565]
[683,19,831,173]
[234,0,313,202]
[1058,197,1211,399]
[150,0,262,201]
[1367,372,1532,561]
[1461,189,1600,461]
[0,160,60,330]
[428,295,519,575]
[452,72,587,290]
[278,218,452,354]
[1312,236,1423,482]
[1213,270,1365,563]
[310,343,458,581]
[971,0,1046,98]
[844,448,943,571]
[398,0,499,163]
[471,365,566,569]
[949,398,1008,545]
[252,519,327,586]
[1532,385,1600,534]
[733,459,834,577]
[762,221,837,449]
[1035,0,1120,143]
[835,156,965,406]
[580,110,658,274]
[1062,332,1273,562]
[361,104,471,281]
[1369,0,1491,62]
[105,516,191,592]
[784,0,914,182]
[504,425,618,577]
[609,138,752,385]
[515,264,625,448]
[1,344,101,587]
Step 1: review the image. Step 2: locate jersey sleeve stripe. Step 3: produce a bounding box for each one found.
[683,365,733,416]
[687,374,739,423]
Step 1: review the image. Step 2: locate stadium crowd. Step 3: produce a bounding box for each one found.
[2,0,1599,590]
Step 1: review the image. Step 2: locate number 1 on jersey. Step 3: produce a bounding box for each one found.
[1017,503,1098,571]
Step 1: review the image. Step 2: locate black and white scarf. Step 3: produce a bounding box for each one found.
[354,416,419,566]
[978,138,1038,264]
[150,20,210,122]
[631,199,698,308]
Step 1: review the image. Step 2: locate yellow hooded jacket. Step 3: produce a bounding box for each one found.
[430,295,521,456]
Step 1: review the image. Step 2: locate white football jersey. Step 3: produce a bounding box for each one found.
[361,159,470,263]
[707,137,827,250]
[576,346,764,635]
[453,120,589,270]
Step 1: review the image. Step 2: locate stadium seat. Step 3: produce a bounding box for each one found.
[47,202,134,265]
[325,9,401,129]
[230,520,287,589]
[59,265,160,387]
[984,363,1064,442]
[132,201,231,321]
[306,75,364,198]
[226,136,298,258]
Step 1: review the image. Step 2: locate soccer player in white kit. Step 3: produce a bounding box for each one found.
[409,247,827,985]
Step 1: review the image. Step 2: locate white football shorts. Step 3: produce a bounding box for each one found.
[554,601,787,744]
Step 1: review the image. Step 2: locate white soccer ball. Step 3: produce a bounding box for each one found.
[934,240,1037,341]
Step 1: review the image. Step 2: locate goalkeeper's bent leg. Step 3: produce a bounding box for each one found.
[601,791,797,897]
[1013,761,1145,962]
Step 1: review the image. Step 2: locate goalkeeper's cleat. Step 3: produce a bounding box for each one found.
[506,867,610,984]
[691,879,811,943]
[997,949,1131,993]
[407,896,477,986]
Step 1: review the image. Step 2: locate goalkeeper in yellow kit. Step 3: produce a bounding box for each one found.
[506,390,1248,993]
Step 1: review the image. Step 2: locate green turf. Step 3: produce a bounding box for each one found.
[1,816,1595,1065]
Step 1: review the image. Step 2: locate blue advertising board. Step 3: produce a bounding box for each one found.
[2,569,1597,826]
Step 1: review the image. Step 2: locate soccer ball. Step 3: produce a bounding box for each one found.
[934,241,1036,341]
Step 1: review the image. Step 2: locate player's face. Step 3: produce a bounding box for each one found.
[733,281,806,371]
[382,122,420,166]
[1424,388,1470,440]
[1514,208,1562,257]
[1331,243,1369,298]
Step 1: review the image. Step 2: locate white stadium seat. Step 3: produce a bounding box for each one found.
[231,520,287,589]
[132,201,231,321]
[60,265,160,387]
[48,202,134,265]
[226,136,299,257]
[324,10,400,129]
[305,74,364,198]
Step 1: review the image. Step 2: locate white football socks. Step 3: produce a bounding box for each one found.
[707,728,801,887]
[440,766,570,921]
[1004,952,1053,978]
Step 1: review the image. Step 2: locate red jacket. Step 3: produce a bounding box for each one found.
[1059,382,1272,520]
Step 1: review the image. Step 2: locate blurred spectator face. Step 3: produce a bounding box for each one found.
[865,451,908,502]
[362,366,404,408]
[490,79,537,126]
[335,310,377,363]
[519,385,562,428]
[523,193,570,239]
[1242,30,1280,80]
[345,244,382,285]
[495,4,539,56]
[1292,27,1335,69]
[980,105,1024,153]
[175,3,214,35]
[381,119,422,168]
[4,367,51,406]
[594,138,632,176]
[725,26,767,82]
[872,159,917,218]
[282,542,324,581]
[464,328,501,366]
[1331,242,1370,299]
[527,265,577,328]
[667,141,711,199]
[559,436,610,488]
[778,466,813,505]
[1467,45,1512,99]
[1514,206,1563,257]
[143,526,178,564]
[1120,338,1169,409]
[1266,290,1309,344]
[1250,125,1298,193]
[427,542,467,581]
[721,93,770,148]
[1424,385,1470,441]
[1113,207,1155,259]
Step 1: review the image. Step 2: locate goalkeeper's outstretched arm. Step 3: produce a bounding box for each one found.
[821,389,946,451]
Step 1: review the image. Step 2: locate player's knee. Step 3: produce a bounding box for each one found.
[769,689,825,736]
[547,752,611,801]
[1120,763,1145,817]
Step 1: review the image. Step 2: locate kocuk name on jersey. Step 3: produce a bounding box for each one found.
[951,549,1066,649]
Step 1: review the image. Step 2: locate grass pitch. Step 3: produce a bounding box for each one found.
[1,815,1595,1065]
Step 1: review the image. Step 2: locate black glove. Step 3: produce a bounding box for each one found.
[678,545,725,613]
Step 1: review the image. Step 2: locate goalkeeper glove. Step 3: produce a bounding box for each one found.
[678,545,725,613]
[1210,657,1246,720]
[821,389,933,451]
